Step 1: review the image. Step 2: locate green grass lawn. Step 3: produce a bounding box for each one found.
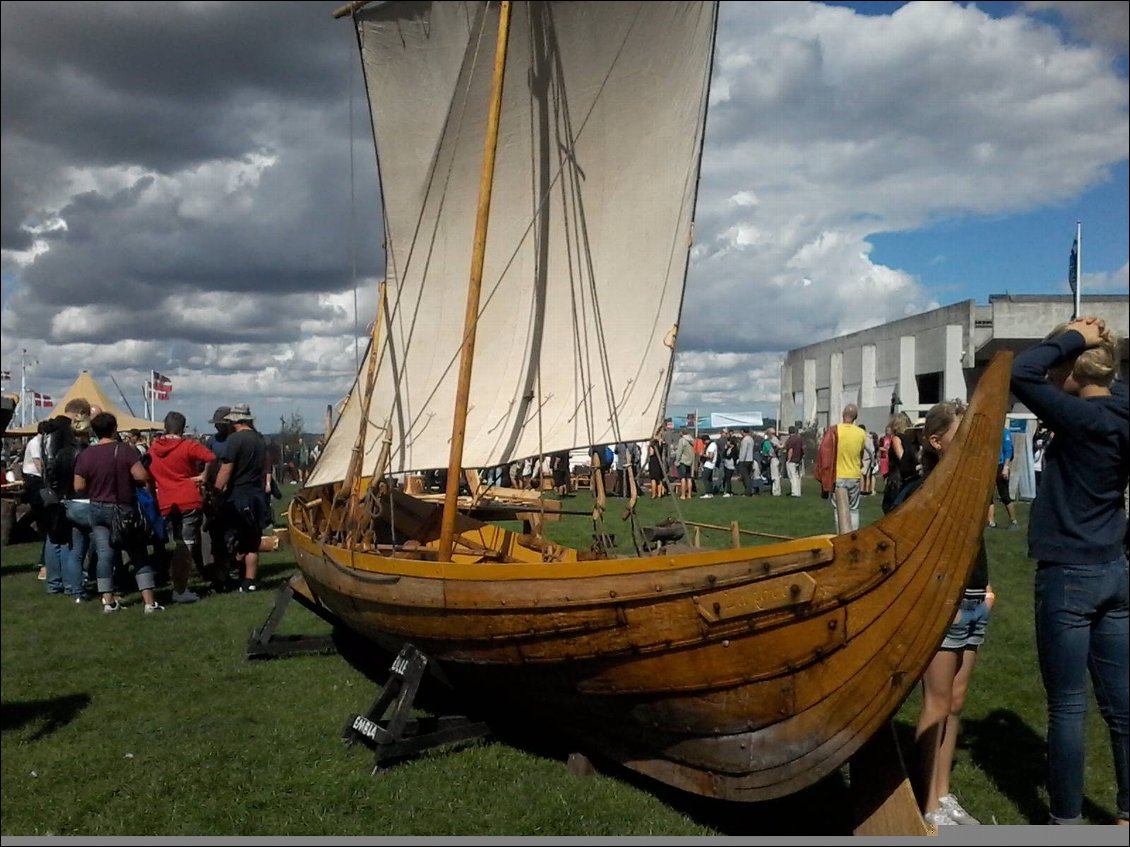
[0,481,1121,834]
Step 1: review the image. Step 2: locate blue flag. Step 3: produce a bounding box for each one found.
[1068,238,1078,295]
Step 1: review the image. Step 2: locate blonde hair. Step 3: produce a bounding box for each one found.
[1047,323,1121,387]
[919,400,966,476]
[887,412,912,434]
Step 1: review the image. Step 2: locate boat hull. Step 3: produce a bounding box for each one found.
[288,353,1010,801]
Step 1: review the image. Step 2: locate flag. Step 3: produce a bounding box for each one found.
[1068,238,1078,296]
[149,371,172,401]
[152,371,173,394]
[146,380,171,401]
[33,392,53,408]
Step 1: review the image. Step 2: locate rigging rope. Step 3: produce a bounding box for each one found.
[349,16,360,375]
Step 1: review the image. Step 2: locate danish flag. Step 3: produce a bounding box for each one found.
[149,371,173,401]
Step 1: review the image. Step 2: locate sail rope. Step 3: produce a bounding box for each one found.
[349,18,360,376]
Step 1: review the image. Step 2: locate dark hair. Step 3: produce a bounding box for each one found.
[164,411,187,435]
[91,412,118,440]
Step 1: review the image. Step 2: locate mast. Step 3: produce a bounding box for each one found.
[437,0,513,562]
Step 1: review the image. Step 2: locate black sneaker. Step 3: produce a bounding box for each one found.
[239,579,259,593]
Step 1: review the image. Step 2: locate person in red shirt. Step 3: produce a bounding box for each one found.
[148,411,215,603]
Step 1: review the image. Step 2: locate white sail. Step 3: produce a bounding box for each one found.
[310,0,717,486]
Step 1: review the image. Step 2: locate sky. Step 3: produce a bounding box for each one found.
[2,0,1127,434]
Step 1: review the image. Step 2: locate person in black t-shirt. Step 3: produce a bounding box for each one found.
[213,404,270,593]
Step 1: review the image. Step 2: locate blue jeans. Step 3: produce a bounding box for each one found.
[832,478,861,531]
[88,503,156,594]
[64,500,93,596]
[700,467,715,495]
[1035,557,1129,824]
[43,537,69,594]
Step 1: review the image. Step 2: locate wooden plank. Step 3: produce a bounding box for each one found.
[850,721,932,835]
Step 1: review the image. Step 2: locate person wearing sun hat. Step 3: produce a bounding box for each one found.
[214,404,269,593]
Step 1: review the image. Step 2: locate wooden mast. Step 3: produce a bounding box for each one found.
[438,0,513,562]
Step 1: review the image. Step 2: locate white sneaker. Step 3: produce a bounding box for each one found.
[924,808,956,826]
[144,603,166,615]
[171,590,200,604]
[938,794,980,825]
[722,493,733,498]
[700,494,713,499]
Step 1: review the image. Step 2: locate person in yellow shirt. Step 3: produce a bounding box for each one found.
[830,404,867,530]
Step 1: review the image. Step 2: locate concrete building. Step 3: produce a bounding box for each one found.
[779,294,1130,433]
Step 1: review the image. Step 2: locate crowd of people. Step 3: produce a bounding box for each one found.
[16,401,295,612]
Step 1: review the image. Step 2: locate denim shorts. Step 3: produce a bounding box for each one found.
[941,596,990,650]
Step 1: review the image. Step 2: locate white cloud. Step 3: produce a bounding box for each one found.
[1,1,1126,431]
[1083,261,1130,294]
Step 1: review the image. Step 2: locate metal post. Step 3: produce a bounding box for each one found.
[1073,220,1082,320]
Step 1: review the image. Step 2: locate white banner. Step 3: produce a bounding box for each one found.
[710,411,764,429]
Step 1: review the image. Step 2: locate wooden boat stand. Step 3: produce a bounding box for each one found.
[246,580,339,659]
[341,643,491,772]
[244,582,339,659]
[247,583,491,772]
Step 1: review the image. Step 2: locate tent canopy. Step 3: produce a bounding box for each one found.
[5,371,163,436]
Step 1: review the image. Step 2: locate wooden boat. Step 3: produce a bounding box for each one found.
[289,0,1009,803]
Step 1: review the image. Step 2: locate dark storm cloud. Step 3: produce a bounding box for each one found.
[1,1,349,173]
[2,0,382,347]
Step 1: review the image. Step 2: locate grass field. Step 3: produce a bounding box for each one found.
[1,481,1122,835]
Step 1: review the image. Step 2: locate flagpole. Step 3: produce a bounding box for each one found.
[20,348,27,427]
[1073,220,1082,319]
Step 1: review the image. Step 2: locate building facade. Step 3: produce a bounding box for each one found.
[780,294,1130,433]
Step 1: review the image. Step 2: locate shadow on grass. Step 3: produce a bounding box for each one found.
[0,536,42,576]
[249,598,863,836]
[1,693,92,741]
[243,585,891,835]
[962,707,1113,826]
[480,714,855,836]
[0,561,41,578]
[596,759,852,836]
